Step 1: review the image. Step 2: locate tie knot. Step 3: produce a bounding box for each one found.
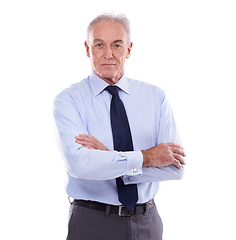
[106,86,119,97]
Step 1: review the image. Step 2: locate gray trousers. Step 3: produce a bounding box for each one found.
[66,201,163,240]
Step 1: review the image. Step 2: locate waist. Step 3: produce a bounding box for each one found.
[73,199,155,217]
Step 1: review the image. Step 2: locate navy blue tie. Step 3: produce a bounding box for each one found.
[106,86,138,210]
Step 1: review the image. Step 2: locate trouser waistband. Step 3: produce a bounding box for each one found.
[73,199,155,216]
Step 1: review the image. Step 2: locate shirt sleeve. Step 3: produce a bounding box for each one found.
[146,89,185,182]
[53,89,143,181]
[123,89,185,184]
[122,151,143,184]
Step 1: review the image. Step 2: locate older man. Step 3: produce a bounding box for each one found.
[54,13,186,240]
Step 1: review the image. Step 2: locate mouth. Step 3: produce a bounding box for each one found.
[101,63,116,66]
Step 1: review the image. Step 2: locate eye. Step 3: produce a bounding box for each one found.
[95,43,103,48]
[113,44,122,49]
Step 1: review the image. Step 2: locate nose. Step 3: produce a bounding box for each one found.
[104,46,113,59]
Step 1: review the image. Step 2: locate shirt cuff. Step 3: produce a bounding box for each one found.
[123,151,143,185]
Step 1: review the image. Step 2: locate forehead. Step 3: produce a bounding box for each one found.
[89,20,128,43]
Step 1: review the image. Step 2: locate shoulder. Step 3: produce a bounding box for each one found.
[54,77,90,107]
[126,77,165,99]
[55,77,89,99]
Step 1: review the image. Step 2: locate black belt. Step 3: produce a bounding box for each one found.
[73,199,155,217]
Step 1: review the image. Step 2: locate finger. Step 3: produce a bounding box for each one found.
[172,159,182,170]
[80,135,104,146]
[76,134,95,140]
[76,138,108,151]
[171,147,186,157]
[76,139,96,148]
[76,135,108,151]
[76,135,98,144]
[83,146,95,150]
[173,153,186,165]
[75,134,87,139]
[167,142,183,149]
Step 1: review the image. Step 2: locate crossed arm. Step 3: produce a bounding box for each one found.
[76,134,186,170]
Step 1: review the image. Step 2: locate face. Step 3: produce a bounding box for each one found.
[84,20,133,85]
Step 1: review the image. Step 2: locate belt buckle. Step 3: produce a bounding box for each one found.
[118,206,133,217]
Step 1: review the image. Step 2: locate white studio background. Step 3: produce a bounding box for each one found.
[0,0,235,239]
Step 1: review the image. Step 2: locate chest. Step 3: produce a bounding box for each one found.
[77,91,160,151]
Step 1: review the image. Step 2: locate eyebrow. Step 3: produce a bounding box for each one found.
[113,40,124,44]
[93,39,124,44]
[93,39,105,43]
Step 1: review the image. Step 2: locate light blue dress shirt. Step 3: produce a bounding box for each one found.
[53,72,184,205]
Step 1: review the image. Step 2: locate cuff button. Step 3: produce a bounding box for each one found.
[128,176,134,181]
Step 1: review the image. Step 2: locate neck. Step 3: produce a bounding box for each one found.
[93,72,123,85]
[103,77,119,85]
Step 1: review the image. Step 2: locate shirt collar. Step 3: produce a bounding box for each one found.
[89,72,130,96]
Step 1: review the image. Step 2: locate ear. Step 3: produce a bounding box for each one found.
[84,41,90,58]
[126,42,133,59]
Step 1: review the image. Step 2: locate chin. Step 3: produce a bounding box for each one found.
[99,71,117,80]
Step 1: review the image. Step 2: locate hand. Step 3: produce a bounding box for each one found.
[75,134,108,151]
[141,143,186,170]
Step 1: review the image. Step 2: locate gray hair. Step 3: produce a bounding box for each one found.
[87,13,131,41]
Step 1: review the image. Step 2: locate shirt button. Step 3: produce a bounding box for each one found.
[132,168,137,173]
[128,176,134,181]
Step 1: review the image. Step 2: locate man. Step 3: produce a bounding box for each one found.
[54,13,186,240]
